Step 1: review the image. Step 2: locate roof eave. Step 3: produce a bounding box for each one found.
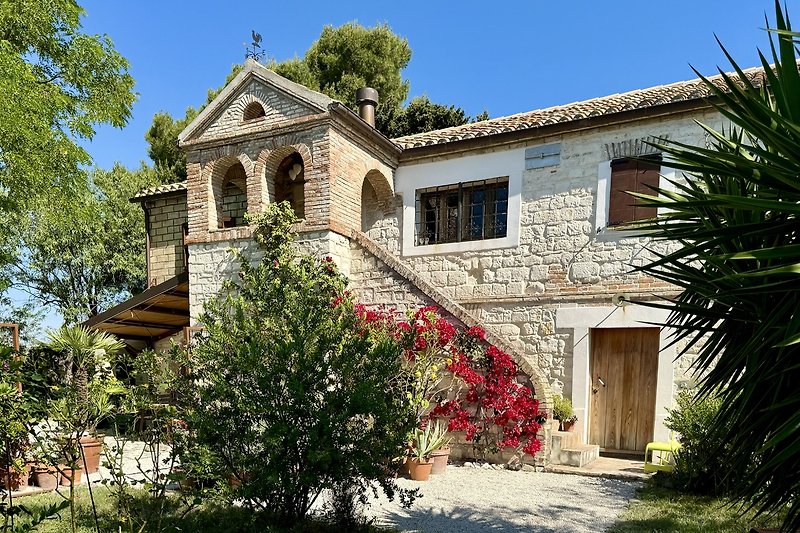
[398,97,716,163]
[130,187,188,204]
[328,102,402,160]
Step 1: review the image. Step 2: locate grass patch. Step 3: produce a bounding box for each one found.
[4,486,394,532]
[610,482,788,533]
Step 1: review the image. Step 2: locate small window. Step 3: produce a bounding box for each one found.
[415,178,508,246]
[242,101,266,122]
[608,156,660,227]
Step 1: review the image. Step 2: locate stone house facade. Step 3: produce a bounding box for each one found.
[92,59,767,465]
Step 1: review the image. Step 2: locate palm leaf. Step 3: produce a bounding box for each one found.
[633,3,800,530]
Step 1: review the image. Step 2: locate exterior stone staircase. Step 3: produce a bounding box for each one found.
[350,230,555,466]
[548,423,600,467]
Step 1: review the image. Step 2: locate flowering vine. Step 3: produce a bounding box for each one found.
[353,305,543,460]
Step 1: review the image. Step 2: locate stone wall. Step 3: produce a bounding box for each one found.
[376,108,724,404]
[146,193,187,286]
[187,230,354,322]
[187,239,260,321]
[348,239,436,312]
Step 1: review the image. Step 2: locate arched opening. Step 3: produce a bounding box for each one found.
[217,162,248,228]
[274,152,305,219]
[242,101,266,121]
[361,178,381,234]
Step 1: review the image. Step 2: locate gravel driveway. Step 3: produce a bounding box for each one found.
[368,466,639,533]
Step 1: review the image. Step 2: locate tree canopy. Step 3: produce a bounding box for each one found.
[8,165,154,324]
[145,22,485,182]
[0,0,136,255]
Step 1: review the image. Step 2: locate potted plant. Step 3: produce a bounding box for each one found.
[553,394,578,431]
[46,326,125,474]
[80,377,126,473]
[58,462,82,486]
[0,378,32,491]
[408,421,448,481]
[1,456,29,491]
[32,462,59,491]
[427,420,452,475]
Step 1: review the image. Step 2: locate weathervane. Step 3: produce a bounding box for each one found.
[245,30,266,61]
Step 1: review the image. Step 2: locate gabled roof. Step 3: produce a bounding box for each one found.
[177,58,334,145]
[393,64,768,150]
[131,182,187,202]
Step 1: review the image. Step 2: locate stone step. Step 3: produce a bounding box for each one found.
[551,430,582,449]
[555,444,600,468]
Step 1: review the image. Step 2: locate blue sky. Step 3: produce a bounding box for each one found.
[79,0,783,170]
[14,0,791,332]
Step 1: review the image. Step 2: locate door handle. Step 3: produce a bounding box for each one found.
[592,376,606,395]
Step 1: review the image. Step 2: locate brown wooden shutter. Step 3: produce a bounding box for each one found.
[634,160,659,222]
[608,157,660,226]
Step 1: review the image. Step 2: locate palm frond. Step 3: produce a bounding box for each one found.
[634,3,800,530]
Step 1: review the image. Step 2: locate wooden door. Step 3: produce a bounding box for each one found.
[589,328,659,452]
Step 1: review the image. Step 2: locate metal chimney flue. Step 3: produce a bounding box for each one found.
[356,87,379,127]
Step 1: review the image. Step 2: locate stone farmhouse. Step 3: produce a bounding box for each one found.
[85,59,766,467]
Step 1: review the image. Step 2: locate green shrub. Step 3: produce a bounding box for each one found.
[552,394,574,421]
[181,202,416,525]
[665,390,748,495]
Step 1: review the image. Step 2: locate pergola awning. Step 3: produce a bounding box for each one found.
[83,272,189,343]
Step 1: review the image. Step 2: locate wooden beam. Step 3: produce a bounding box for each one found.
[105,318,186,330]
[84,272,189,328]
[132,303,189,316]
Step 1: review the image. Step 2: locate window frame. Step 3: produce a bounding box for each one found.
[397,148,522,257]
[595,155,677,238]
[415,177,509,246]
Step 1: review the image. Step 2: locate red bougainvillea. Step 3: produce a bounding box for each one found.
[354,304,543,460]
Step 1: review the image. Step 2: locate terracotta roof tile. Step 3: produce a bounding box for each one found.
[393,65,767,150]
[131,182,187,201]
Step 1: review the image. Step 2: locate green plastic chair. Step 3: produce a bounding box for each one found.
[644,434,681,473]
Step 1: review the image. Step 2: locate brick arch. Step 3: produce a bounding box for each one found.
[228,91,267,124]
[363,168,394,210]
[208,154,254,230]
[242,100,266,121]
[256,144,313,206]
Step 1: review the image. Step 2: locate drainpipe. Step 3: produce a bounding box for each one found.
[142,202,152,286]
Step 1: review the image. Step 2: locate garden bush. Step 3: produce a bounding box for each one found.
[665,390,750,495]
[180,202,416,525]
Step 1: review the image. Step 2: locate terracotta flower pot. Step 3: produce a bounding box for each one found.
[79,434,103,473]
[398,455,410,477]
[560,420,575,432]
[33,465,59,491]
[429,447,450,475]
[1,466,29,491]
[59,465,82,486]
[407,457,433,481]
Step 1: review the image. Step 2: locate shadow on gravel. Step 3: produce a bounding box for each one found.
[380,496,635,532]
[381,503,560,533]
[378,477,640,533]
